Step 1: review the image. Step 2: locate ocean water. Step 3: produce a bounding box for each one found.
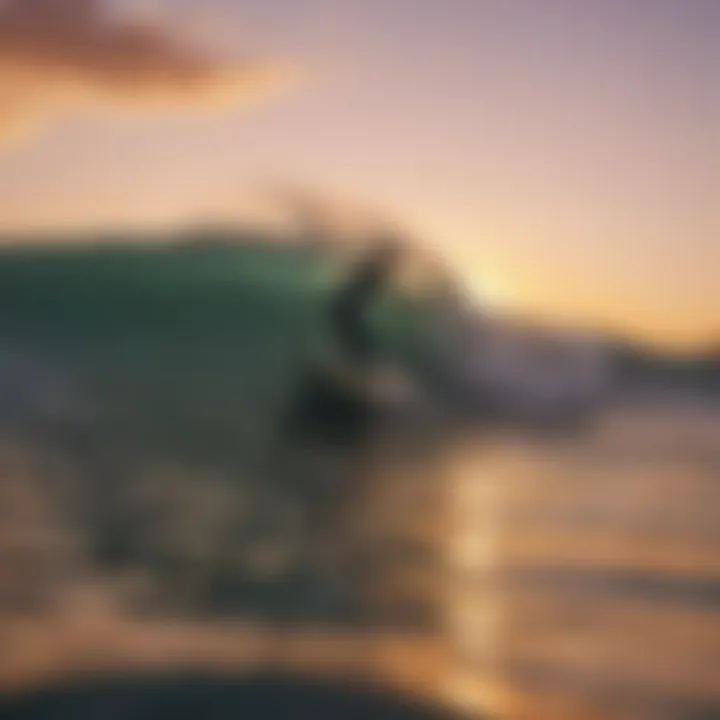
[445,402,720,718]
[2,401,718,720]
[0,243,718,718]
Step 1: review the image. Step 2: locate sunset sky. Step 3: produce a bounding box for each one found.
[0,0,717,347]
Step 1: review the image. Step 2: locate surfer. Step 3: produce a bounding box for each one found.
[282,238,406,453]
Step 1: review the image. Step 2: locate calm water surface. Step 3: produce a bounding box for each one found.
[446,402,720,719]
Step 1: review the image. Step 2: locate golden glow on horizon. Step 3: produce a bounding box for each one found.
[456,263,714,351]
[472,275,518,311]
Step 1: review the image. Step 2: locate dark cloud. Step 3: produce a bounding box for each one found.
[0,0,292,139]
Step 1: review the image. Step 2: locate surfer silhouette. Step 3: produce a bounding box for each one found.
[283,239,403,451]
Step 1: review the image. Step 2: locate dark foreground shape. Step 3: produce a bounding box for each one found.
[1,673,476,720]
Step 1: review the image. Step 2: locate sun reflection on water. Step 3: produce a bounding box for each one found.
[442,444,505,715]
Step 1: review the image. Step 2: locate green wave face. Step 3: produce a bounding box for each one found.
[0,234,445,628]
